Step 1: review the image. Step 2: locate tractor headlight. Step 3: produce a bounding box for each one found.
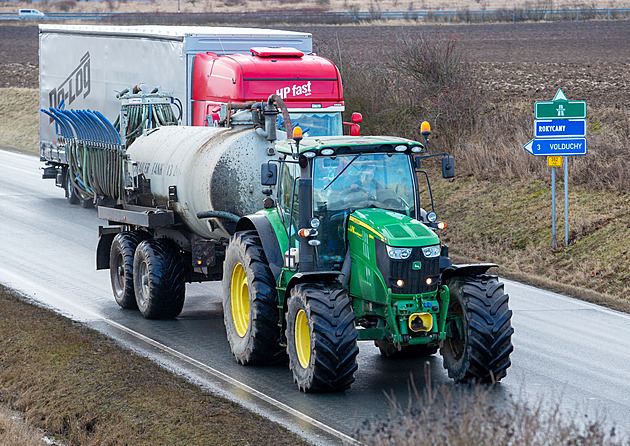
[422,245,441,258]
[386,246,412,260]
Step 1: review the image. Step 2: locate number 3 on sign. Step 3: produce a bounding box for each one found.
[547,156,563,167]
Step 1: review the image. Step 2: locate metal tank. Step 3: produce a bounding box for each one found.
[126,118,277,241]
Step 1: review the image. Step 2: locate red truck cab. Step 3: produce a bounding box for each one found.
[192,47,344,137]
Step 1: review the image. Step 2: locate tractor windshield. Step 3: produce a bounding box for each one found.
[312,153,416,268]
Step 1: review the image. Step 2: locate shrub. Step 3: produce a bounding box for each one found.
[355,380,626,445]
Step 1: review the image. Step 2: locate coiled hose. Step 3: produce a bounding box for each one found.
[42,98,178,204]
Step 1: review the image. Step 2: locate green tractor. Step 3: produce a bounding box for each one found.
[223,125,514,392]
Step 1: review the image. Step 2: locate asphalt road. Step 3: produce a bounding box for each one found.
[1,149,629,444]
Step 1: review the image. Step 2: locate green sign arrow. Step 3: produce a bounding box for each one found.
[535,89,586,119]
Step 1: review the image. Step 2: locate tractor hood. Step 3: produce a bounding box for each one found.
[348,209,439,248]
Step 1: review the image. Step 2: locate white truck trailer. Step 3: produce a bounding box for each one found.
[39,25,339,202]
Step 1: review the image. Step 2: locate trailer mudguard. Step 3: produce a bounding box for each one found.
[440,263,498,282]
[236,214,283,280]
[96,227,121,270]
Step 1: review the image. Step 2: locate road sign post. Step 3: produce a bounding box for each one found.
[552,166,556,247]
[522,89,587,247]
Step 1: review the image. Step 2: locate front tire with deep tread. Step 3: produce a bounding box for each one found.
[109,231,149,309]
[222,231,284,365]
[286,283,359,393]
[133,238,185,319]
[440,275,514,383]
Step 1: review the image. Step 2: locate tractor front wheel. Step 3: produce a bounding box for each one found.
[286,284,359,393]
[441,275,514,383]
[222,231,284,365]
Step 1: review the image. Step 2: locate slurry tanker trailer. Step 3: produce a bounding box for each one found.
[43,84,513,391]
[38,24,354,206]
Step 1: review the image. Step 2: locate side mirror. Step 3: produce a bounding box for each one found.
[351,112,363,124]
[261,163,277,186]
[441,156,455,179]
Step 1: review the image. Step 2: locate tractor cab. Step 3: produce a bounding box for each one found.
[271,133,451,274]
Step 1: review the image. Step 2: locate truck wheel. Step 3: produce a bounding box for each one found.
[441,275,514,383]
[375,340,438,358]
[133,238,185,319]
[286,284,359,393]
[222,231,284,365]
[109,231,149,309]
[65,169,79,205]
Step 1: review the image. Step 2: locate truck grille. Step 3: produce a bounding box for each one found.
[375,241,440,294]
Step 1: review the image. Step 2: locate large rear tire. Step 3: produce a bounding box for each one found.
[133,238,185,319]
[375,340,438,358]
[440,275,514,383]
[109,231,150,309]
[286,283,359,393]
[222,231,284,365]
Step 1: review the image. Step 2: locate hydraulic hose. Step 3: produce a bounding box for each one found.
[196,211,241,223]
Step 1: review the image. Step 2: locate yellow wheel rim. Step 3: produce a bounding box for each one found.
[230,263,249,338]
[295,309,311,368]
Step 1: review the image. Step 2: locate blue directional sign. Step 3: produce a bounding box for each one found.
[523,137,587,156]
[535,119,586,138]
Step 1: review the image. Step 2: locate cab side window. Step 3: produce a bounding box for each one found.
[277,162,300,243]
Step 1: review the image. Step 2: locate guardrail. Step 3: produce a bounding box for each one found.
[1,7,629,23]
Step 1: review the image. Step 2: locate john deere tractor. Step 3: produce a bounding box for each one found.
[223,124,514,392]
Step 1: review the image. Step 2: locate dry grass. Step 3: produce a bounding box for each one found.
[314,32,630,310]
[0,285,307,446]
[356,376,627,445]
[0,88,38,154]
[0,406,51,446]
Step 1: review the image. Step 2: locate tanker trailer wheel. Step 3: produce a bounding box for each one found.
[133,238,185,319]
[222,231,284,365]
[440,275,514,383]
[109,231,150,309]
[375,340,438,358]
[286,283,359,393]
[65,168,80,205]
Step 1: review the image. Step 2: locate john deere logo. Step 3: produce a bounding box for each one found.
[412,261,422,270]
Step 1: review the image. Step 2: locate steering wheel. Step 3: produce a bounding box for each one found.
[382,197,404,208]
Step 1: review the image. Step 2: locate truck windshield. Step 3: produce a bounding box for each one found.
[312,153,416,268]
[277,112,343,137]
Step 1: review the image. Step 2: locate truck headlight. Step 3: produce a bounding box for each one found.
[422,245,441,258]
[386,246,412,260]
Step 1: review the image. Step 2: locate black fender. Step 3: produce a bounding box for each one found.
[236,214,283,281]
[96,226,121,270]
[440,263,499,283]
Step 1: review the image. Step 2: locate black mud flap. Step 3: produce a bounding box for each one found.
[96,227,120,270]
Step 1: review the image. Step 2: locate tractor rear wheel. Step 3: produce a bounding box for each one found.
[375,340,438,358]
[222,231,284,365]
[109,231,149,309]
[133,238,185,319]
[286,283,359,392]
[441,275,514,383]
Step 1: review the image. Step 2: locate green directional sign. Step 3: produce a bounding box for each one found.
[535,89,586,119]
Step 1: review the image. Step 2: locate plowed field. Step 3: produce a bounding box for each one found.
[2,21,628,106]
